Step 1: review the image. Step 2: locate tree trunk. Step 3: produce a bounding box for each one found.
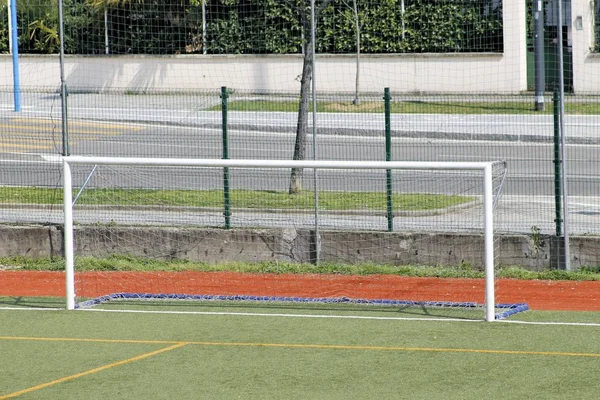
[289,13,314,194]
[288,0,333,194]
[352,0,360,105]
[289,47,313,194]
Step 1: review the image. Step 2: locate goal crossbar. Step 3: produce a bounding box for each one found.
[62,156,498,321]
[63,156,495,171]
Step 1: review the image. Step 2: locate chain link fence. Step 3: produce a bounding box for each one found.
[0,1,599,264]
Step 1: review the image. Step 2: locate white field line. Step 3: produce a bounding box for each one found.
[0,105,34,110]
[1,307,599,327]
[0,155,61,164]
[40,155,62,163]
[501,320,600,327]
[0,307,63,311]
[67,308,487,322]
[0,306,483,323]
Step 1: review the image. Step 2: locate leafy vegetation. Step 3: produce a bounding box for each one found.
[0,0,503,55]
[0,186,472,211]
[3,255,600,281]
[214,99,600,115]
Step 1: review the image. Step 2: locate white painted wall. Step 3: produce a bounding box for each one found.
[0,0,596,94]
[1,52,526,94]
[571,0,600,93]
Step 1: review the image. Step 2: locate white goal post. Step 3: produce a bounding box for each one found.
[62,156,499,321]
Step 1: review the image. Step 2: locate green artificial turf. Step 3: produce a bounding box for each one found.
[1,307,599,399]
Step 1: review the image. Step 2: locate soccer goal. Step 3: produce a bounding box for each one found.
[61,156,524,321]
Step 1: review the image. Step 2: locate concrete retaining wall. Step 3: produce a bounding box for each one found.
[0,0,529,95]
[1,1,599,94]
[2,225,598,270]
[0,52,523,94]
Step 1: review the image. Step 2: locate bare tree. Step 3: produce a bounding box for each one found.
[289,0,335,194]
[338,0,362,105]
[350,0,360,106]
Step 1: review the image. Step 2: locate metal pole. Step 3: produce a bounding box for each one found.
[483,165,495,322]
[401,0,405,41]
[58,0,69,156]
[104,9,109,54]
[9,0,20,112]
[221,87,231,229]
[202,0,207,54]
[63,160,75,310]
[556,0,570,270]
[384,88,394,232]
[63,157,497,171]
[59,1,74,310]
[552,89,562,238]
[310,0,320,264]
[533,0,545,111]
[7,0,11,53]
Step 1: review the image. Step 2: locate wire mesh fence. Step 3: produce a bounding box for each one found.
[1,0,504,56]
[0,0,599,267]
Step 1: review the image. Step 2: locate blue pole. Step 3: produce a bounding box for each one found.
[9,0,21,112]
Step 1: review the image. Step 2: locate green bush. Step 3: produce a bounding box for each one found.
[0,0,504,55]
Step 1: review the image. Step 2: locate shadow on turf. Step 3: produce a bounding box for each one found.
[96,300,479,320]
[0,296,483,320]
[0,296,64,309]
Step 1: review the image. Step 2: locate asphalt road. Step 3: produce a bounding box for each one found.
[2,98,600,235]
[3,122,600,196]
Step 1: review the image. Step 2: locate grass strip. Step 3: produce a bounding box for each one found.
[210,100,600,115]
[2,256,600,281]
[0,187,470,211]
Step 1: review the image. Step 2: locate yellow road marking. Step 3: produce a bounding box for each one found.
[0,137,55,141]
[1,336,599,358]
[0,143,53,150]
[0,125,124,136]
[0,342,187,400]
[0,119,142,137]
[0,116,139,152]
[11,118,143,130]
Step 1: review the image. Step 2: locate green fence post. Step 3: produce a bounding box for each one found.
[551,87,567,269]
[61,83,69,156]
[384,88,393,232]
[221,86,231,229]
[553,88,562,237]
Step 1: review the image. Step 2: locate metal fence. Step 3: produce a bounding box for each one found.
[1,0,599,269]
[1,0,503,55]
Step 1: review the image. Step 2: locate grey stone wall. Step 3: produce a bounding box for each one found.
[0,225,597,270]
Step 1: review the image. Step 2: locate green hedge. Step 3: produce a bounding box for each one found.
[1,0,503,55]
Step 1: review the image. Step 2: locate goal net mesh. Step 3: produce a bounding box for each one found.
[62,159,524,320]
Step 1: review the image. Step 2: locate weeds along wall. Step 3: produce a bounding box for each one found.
[1,225,600,270]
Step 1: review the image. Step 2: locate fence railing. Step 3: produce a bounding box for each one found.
[1,0,600,271]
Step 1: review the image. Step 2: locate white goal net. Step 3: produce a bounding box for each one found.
[61,156,520,321]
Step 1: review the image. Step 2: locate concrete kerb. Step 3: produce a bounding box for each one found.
[222,124,600,145]
[84,119,598,145]
[13,91,598,144]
